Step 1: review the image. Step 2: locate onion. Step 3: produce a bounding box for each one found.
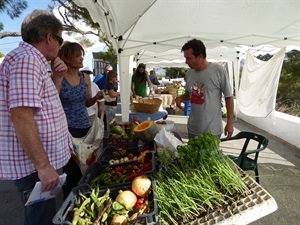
[131,176,152,197]
[115,190,137,210]
[111,214,129,225]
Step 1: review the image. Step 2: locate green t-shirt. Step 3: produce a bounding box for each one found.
[132,74,148,97]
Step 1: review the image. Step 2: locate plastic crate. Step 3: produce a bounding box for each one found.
[103,132,139,148]
[98,146,154,165]
[52,184,91,225]
[53,180,158,225]
[140,140,157,155]
[79,153,156,188]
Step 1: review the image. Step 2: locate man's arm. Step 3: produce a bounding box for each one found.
[175,92,190,111]
[131,78,136,97]
[224,96,234,138]
[10,107,59,192]
[145,71,152,87]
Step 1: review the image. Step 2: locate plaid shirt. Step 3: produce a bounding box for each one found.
[0,42,72,180]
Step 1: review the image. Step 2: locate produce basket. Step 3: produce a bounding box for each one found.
[166,86,178,94]
[79,153,156,188]
[133,98,162,113]
[98,146,155,166]
[53,179,158,225]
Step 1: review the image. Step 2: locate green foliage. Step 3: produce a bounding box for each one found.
[0,0,28,31]
[52,0,117,65]
[164,67,187,78]
[0,52,4,57]
[93,45,117,66]
[276,50,300,116]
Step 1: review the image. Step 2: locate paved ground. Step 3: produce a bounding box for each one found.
[1,105,299,225]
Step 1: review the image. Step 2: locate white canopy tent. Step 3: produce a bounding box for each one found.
[73,0,300,121]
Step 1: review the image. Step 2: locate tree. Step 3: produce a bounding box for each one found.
[0,0,28,37]
[0,0,117,64]
[51,0,117,62]
[164,67,187,79]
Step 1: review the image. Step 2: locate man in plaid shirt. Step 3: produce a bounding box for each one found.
[0,10,73,225]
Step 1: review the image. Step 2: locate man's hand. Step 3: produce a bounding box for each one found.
[38,165,60,192]
[175,97,184,111]
[224,123,234,139]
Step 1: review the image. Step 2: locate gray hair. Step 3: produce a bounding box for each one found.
[21,9,63,44]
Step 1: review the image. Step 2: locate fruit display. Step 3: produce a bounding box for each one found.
[109,118,139,138]
[104,119,140,148]
[133,120,159,142]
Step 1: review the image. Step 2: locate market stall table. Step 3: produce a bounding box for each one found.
[157,93,177,109]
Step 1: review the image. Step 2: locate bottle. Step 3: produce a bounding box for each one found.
[149,87,154,99]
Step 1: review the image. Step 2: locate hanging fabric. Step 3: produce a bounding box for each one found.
[237,48,286,117]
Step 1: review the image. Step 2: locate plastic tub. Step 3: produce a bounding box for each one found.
[155,120,175,131]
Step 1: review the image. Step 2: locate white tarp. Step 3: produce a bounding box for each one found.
[237,48,286,117]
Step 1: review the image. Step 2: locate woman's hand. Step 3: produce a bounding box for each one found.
[51,57,67,78]
[95,90,104,100]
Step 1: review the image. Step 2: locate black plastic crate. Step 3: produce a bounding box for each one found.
[52,184,91,225]
[140,140,157,153]
[98,146,154,166]
[53,179,158,225]
[103,132,139,148]
[79,154,156,188]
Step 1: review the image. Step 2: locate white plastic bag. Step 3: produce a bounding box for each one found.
[154,127,182,157]
[72,106,104,174]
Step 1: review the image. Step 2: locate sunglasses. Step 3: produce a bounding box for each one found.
[52,33,64,46]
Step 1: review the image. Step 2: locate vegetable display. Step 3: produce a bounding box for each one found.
[68,176,153,225]
[154,132,251,225]
[90,158,153,187]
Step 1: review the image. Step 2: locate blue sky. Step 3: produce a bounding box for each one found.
[0,0,51,55]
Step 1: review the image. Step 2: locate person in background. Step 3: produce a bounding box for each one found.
[132,67,137,74]
[80,67,103,122]
[131,63,152,98]
[0,9,72,225]
[93,64,113,127]
[56,41,103,197]
[93,64,113,90]
[149,69,160,86]
[175,38,234,139]
[104,70,120,132]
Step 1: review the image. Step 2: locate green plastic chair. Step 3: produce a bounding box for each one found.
[220,131,269,183]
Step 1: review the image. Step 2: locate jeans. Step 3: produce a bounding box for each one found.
[62,157,82,198]
[14,172,57,225]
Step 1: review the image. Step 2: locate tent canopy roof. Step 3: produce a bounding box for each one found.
[73,0,300,63]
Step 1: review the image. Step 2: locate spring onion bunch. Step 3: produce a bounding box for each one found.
[154,132,250,224]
